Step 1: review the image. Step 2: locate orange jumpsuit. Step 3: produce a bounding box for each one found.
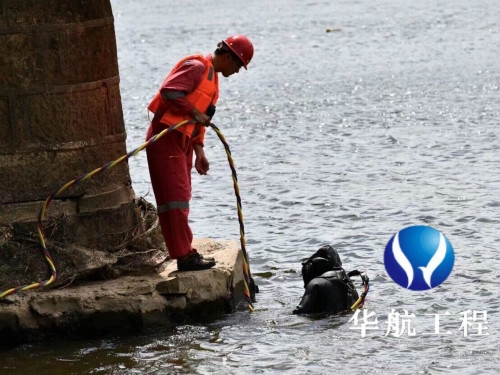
[145,54,219,259]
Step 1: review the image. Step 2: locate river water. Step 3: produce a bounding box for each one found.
[2,0,499,374]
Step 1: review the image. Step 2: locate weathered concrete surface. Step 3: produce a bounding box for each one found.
[0,0,141,255]
[0,238,248,348]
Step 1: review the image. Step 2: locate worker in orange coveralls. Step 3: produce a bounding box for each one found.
[145,35,254,271]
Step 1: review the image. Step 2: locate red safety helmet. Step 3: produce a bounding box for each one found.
[222,35,254,69]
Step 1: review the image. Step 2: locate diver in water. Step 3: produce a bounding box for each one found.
[293,245,368,315]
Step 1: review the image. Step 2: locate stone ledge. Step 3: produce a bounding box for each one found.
[0,184,135,224]
[0,238,248,347]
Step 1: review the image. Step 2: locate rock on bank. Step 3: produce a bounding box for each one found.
[0,238,248,347]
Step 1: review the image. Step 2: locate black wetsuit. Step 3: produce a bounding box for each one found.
[293,246,359,315]
[293,269,358,315]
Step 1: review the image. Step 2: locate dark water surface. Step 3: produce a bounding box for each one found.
[2,0,499,374]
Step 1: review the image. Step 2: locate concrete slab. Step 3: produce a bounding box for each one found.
[0,238,249,347]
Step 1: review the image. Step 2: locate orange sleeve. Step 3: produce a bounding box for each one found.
[190,125,206,147]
